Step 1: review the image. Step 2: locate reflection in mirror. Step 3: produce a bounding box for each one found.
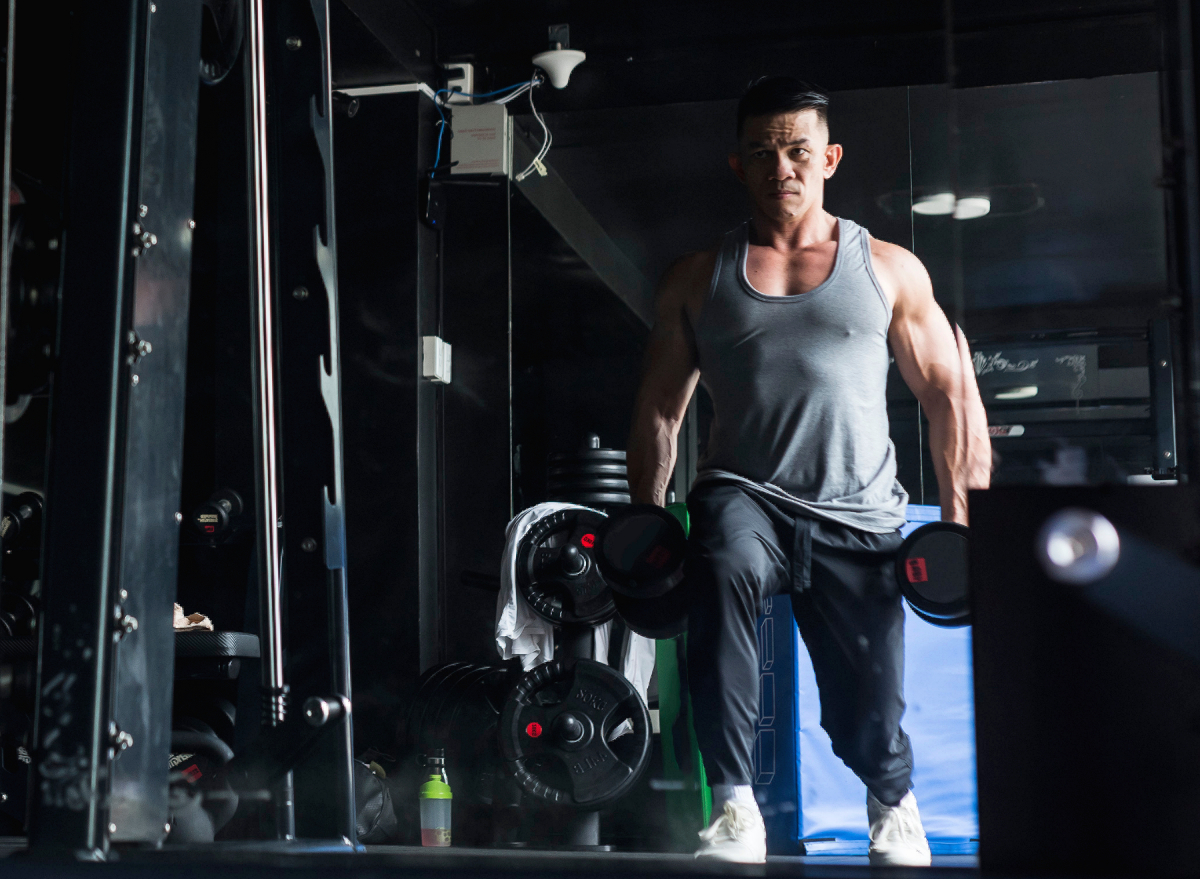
[911,75,1172,487]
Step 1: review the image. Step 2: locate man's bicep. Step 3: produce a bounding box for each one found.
[887,259,961,403]
[636,261,703,423]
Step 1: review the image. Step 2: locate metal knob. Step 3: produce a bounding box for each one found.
[1036,508,1120,585]
[302,696,346,727]
[555,713,585,744]
[560,543,586,576]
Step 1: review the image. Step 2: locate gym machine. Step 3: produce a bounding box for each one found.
[0,0,357,856]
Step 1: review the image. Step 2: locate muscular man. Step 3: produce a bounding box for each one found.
[627,77,991,865]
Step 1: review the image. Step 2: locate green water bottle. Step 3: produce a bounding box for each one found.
[419,749,452,846]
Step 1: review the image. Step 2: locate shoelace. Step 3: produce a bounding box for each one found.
[699,802,752,842]
[873,803,921,844]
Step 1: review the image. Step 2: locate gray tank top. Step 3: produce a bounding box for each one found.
[692,218,908,533]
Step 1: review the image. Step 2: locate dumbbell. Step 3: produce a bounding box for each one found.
[190,488,244,540]
[895,522,970,627]
[594,504,690,639]
[597,505,972,633]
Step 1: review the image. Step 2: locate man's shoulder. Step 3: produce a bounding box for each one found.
[865,234,932,303]
[866,234,924,274]
[659,246,720,302]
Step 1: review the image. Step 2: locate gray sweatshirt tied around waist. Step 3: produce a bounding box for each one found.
[692,218,908,533]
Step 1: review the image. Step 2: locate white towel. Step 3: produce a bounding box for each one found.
[495,503,657,705]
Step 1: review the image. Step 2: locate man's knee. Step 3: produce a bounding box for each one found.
[687,538,779,608]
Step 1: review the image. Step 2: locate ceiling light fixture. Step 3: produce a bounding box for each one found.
[953,196,991,220]
[910,192,992,220]
[911,192,956,216]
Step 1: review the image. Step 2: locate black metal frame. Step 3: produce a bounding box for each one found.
[30,0,201,855]
[260,0,356,841]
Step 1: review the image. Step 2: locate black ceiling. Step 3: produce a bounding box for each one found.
[333,0,1162,110]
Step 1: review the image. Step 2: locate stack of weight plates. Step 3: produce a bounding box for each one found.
[547,433,630,508]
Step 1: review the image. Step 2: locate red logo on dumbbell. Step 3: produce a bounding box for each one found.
[525,722,543,738]
[580,534,595,548]
[906,558,928,584]
[645,546,671,568]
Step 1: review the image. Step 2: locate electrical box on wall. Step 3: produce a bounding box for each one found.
[451,103,510,176]
[422,335,453,384]
[443,62,474,104]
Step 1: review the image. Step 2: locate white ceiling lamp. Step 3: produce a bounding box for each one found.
[953,196,991,220]
[911,192,992,220]
[912,192,956,216]
[533,23,585,89]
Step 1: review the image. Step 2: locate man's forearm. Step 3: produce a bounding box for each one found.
[924,395,991,525]
[627,410,680,506]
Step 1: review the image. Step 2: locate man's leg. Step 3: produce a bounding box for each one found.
[685,484,790,790]
[790,529,912,805]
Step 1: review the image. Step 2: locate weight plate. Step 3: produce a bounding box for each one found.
[199,0,244,85]
[595,505,688,598]
[516,508,615,626]
[895,522,970,627]
[499,659,651,810]
[548,462,629,478]
[612,586,689,639]
[547,492,631,507]
[547,477,631,493]
[549,449,627,465]
[406,662,471,748]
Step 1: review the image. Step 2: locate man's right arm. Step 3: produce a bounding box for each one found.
[626,252,712,505]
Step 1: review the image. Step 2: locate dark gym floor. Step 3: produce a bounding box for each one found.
[0,836,981,877]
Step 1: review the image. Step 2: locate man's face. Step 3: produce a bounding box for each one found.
[729,109,843,223]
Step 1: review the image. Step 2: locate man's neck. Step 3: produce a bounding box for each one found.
[748,205,837,251]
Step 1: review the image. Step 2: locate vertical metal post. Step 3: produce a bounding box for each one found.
[1160,0,1200,478]
[28,0,144,858]
[108,0,203,843]
[262,0,355,842]
[244,0,288,729]
[0,0,14,530]
[1150,318,1179,478]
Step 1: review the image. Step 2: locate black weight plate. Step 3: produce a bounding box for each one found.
[416,665,484,751]
[199,0,244,85]
[517,509,615,626]
[499,659,651,810]
[547,492,631,507]
[547,477,631,493]
[406,662,471,748]
[895,522,970,626]
[595,505,687,598]
[548,462,629,478]
[548,449,627,465]
[612,586,689,639]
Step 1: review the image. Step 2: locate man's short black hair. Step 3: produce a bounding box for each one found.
[737,76,829,138]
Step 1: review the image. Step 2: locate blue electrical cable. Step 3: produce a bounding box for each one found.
[429,78,536,176]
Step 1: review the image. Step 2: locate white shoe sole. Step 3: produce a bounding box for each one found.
[694,846,766,864]
[868,848,932,867]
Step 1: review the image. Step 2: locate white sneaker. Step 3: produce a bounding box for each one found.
[867,790,932,866]
[693,800,767,863]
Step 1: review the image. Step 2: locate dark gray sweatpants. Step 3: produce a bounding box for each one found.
[685,482,913,806]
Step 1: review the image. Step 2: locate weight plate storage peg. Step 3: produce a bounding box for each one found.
[895,522,970,627]
[499,659,651,810]
[516,508,615,626]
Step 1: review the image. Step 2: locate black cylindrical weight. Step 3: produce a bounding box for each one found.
[895,522,970,627]
[595,505,688,598]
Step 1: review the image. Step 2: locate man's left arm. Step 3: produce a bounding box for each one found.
[879,243,991,524]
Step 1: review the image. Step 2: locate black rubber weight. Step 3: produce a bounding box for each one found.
[894,522,970,627]
[498,659,651,810]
